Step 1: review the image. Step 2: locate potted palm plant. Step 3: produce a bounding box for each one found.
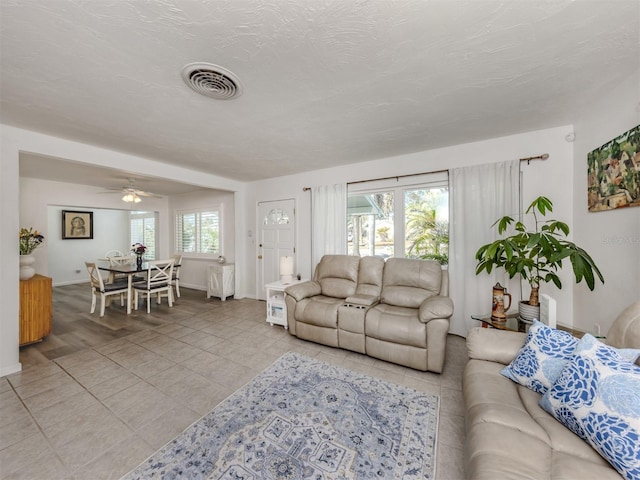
[475,196,604,320]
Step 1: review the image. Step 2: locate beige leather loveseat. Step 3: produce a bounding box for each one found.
[462,301,640,479]
[284,254,454,372]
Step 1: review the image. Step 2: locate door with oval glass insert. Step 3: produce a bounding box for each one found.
[257,199,296,300]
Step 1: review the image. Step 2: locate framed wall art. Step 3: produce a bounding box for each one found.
[588,124,640,212]
[62,210,93,239]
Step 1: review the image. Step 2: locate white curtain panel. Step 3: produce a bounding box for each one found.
[448,159,520,337]
[312,184,347,267]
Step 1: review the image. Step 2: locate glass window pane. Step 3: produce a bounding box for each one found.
[200,211,219,254]
[347,192,394,258]
[130,211,156,260]
[181,213,197,253]
[404,187,449,264]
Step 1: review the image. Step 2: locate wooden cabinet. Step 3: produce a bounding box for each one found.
[207,263,235,301]
[19,274,52,346]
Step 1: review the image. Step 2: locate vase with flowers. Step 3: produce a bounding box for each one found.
[19,227,45,280]
[131,243,147,269]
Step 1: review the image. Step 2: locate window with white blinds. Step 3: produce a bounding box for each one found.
[130,211,157,260]
[175,207,221,256]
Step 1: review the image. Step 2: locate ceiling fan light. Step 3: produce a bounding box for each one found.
[122,193,141,203]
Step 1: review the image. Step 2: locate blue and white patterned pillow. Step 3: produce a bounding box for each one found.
[539,334,640,480]
[501,320,579,395]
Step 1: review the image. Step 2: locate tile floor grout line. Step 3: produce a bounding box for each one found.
[5,368,77,474]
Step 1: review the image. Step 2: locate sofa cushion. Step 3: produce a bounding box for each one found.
[380,258,441,308]
[354,255,384,298]
[540,334,640,480]
[295,296,344,328]
[365,304,426,348]
[501,320,579,395]
[466,327,527,365]
[315,255,360,299]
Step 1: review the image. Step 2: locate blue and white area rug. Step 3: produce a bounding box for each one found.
[122,352,439,479]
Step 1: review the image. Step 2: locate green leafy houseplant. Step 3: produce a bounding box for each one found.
[475,196,604,308]
[19,227,45,255]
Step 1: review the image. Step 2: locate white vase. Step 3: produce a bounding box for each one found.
[519,300,540,322]
[19,254,36,280]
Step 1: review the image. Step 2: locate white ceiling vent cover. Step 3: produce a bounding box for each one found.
[181,63,243,100]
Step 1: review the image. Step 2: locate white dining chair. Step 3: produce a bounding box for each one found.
[132,259,175,313]
[85,262,129,317]
[171,254,182,298]
[107,255,144,284]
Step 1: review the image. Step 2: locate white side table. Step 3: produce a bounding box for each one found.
[265,279,306,328]
[207,263,235,301]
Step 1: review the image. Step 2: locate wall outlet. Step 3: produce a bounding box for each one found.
[594,323,601,337]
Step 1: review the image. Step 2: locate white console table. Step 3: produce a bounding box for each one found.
[265,279,306,329]
[207,263,235,301]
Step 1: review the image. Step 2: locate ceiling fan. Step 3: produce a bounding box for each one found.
[98,178,163,203]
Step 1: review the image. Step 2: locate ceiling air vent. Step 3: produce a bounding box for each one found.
[181,62,243,100]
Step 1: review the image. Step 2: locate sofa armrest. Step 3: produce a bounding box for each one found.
[418,295,454,323]
[466,327,527,365]
[284,281,322,301]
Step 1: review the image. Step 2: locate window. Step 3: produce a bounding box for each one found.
[347,173,449,264]
[130,211,157,260]
[175,207,221,256]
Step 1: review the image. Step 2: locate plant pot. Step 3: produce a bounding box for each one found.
[519,300,540,322]
[19,254,36,280]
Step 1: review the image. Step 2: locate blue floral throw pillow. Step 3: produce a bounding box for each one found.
[501,320,579,395]
[539,334,640,480]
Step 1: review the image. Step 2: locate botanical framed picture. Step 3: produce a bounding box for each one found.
[62,210,93,239]
[588,124,640,212]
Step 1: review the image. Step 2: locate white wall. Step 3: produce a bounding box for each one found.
[169,189,236,292]
[572,67,640,335]
[1,127,21,376]
[243,125,577,327]
[47,205,130,286]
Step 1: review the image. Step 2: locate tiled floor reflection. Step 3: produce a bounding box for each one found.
[1,284,467,479]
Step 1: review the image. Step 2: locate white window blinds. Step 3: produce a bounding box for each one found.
[175,207,221,256]
[130,211,156,259]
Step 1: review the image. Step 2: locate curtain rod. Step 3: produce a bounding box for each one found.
[302,169,448,191]
[520,153,550,165]
[302,154,549,190]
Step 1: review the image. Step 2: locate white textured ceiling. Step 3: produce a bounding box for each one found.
[2,0,639,184]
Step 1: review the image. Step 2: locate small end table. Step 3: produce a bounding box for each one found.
[265,279,307,329]
[471,312,530,333]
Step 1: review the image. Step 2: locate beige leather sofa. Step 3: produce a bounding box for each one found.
[284,255,454,372]
[462,301,640,479]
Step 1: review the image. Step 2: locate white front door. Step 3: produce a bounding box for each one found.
[257,199,296,300]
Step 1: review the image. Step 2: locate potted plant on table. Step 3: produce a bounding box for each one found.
[131,243,147,268]
[19,227,45,280]
[474,196,604,321]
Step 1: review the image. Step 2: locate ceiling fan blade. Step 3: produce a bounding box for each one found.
[134,190,163,198]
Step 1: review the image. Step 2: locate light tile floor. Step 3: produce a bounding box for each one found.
[1,288,467,479]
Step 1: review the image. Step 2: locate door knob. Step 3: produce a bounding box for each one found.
[258,255,263,259]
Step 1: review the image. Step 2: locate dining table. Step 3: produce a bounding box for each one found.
[97,261,149,314]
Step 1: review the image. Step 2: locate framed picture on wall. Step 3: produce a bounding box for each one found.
[62,210,93,239]
[587,124,640,212]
